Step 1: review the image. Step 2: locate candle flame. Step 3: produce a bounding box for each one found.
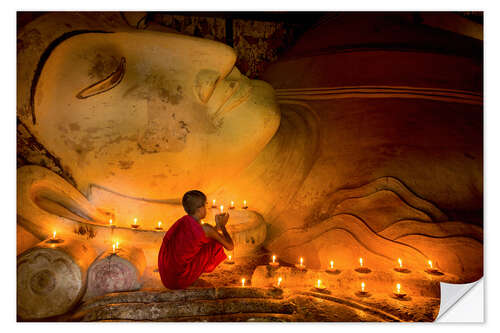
[396,283,401,294]
[330,260,334,269]
[109,219,113,225]
[228,254,232,261]
[241,278,245,287]
[53,231,56,239]
[272,255,276,263]
[317,279,321,288]
[300,257,303,266]
[213,199,216,206]
[428,260,433,268]
[116,241,119,249]
[112,243,115,253]
[243,200,247,207]
[230,200,234,207]
[133,218,137,225]
[220,205,224,213]
[277,277,282,286]
[398,258,402,268]
[359,258,363,267]
[361,282,365,292]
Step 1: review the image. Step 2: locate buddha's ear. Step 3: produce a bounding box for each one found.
[76,57,126,99]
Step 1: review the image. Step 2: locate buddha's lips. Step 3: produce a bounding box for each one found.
[215,81,252,118]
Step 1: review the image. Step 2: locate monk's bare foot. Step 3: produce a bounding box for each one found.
[190,278,214,288]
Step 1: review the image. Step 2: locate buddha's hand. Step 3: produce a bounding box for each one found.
[215,212,229,229]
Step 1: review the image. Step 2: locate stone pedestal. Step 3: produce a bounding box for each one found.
[84,246,146,299]
[17,237,96,320]
[225,209,267,257]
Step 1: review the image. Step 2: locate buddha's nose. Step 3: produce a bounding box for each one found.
[204,67,252,121]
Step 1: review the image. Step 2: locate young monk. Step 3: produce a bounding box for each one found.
[158,190,234,289]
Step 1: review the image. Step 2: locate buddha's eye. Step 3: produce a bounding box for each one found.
[76,57,126,99]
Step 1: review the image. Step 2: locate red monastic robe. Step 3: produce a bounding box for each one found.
[158,215,227,289]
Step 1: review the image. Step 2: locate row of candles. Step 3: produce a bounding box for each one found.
[235,254,441,298]
[212,199,248,210]
[107,217,164,230]
[238,277,406,299]
[267,255,438,274]
[103,199,249,230]
[48,198,250,250]
[47,198,250,252]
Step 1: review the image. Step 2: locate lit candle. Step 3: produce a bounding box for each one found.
[133,218,137,225]
[326,259,337,273]
[112,243,116,253]
[425,259,441,274]
[241,278,246,287]
[220,205,224,214]
[243,200,248,209]
[156,221,163,230]
[225,253,234,264]
[393,282,407,298]
[53,231,56,240]
[212,199,216,208]
[230,201,235,209]
[295,257,306,270]
[131,217,139,228]
[356,281,369,297]
[317,279,321,288]
[116,241,119,249]
[269,254,279,267]
[277,277,282,287]
[355,257,371,273]
[394,257,410,273]
[109,218,113,226]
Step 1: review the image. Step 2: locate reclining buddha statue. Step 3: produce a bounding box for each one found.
[17,12,482,287]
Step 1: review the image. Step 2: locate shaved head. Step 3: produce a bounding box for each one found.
[182,190,207,215]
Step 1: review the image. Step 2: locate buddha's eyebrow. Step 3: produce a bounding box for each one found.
[29,30,113,125]
[76,57,126,99]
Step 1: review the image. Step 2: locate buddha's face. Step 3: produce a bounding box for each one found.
[33,31,280,198]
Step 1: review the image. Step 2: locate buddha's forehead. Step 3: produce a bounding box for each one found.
[53,31,238,77]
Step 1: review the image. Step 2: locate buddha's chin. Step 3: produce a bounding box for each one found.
[240,78,280,142]
[215,78,280,166]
